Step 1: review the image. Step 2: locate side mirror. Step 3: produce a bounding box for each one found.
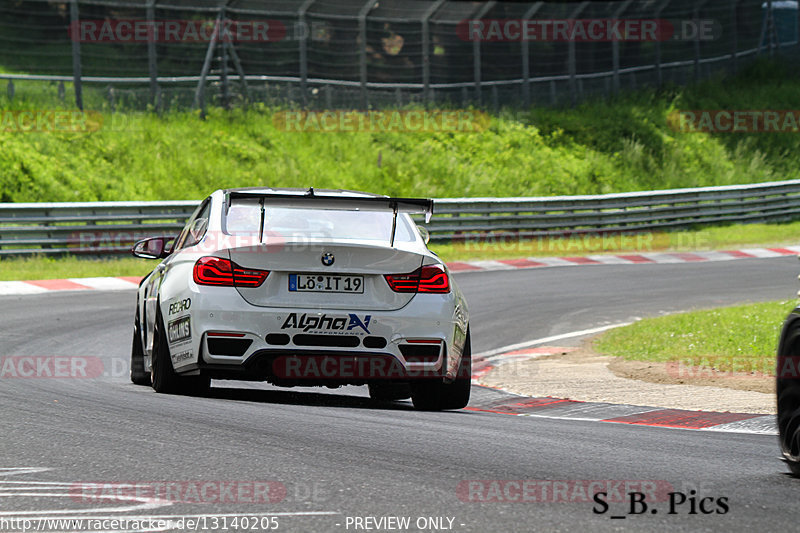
[132,236,173,259]
[417,225,431,245]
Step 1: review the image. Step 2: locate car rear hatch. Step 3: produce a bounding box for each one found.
[229,240,425,311]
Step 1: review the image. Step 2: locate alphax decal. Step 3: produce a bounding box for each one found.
[281,313,371,334]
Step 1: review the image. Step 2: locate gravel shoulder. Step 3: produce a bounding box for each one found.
[478,339,776,415]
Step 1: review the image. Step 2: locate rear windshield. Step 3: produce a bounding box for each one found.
[223,201,416,243]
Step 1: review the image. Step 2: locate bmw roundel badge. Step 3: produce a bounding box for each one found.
[321,252,335,266]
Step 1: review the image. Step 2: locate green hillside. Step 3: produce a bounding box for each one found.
[1,60,798,202]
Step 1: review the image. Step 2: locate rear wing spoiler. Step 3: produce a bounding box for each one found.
[223,190,434,246]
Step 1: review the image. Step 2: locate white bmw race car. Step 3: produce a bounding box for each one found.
[130,188,471,410]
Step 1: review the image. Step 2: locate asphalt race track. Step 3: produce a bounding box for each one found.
[1,257,800,532]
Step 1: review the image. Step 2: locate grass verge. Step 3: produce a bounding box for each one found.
[595,299,797,376]
[0,256,153,281]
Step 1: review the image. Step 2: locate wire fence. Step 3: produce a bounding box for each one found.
[0,0,798,112]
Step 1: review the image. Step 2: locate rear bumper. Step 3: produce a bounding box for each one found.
[165,286,467,385]
[198,348,447,386]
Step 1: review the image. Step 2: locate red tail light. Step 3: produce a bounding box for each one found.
[193,256,269,288]
[385,265,450,294]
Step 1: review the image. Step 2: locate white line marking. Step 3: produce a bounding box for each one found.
[0,468,52,477]
[475,322,633,359]
[0,496,167,516]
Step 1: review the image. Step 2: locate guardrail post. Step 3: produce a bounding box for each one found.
[568,2,590,106]
[70,0,83,111]
[298,0,316,108]
[612,0,634,94]
[358,0,379,109]
[421,0,446,106]
[6,79,13,101]
[147,0,158,107]
[472,1,495,105]
[521,2,544,108]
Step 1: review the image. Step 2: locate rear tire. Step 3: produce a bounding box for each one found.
[130,307,151,386]
[368,382,411,402]
[411,329,471,411]
[151,309,210,396]
[778,321,800,475]
[150,309,182,394]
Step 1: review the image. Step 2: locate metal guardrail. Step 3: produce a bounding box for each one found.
[428,179,800,240]
[2,180,800,256]
[0,201,196,256]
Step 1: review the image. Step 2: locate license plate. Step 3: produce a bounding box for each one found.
[288,274,364,293]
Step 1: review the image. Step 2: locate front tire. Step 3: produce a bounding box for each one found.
[410,329,471,411]
[778,320,800,475]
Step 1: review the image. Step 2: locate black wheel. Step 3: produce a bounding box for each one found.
[410,329,471,411]
[130,307,151,386]
[368,382,411,402]
[778,319,800,475]
[151,308,210,396]
[150,309,182,394]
